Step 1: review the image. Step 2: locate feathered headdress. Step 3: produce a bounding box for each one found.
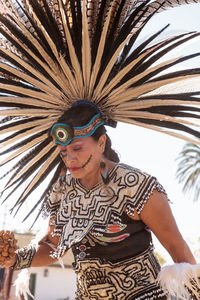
[0,0,200,222]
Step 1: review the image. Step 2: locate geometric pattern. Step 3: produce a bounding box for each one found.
[73,247,167,300]
[43,163,167,257]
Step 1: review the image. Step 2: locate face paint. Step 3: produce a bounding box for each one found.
[81,154,92,168]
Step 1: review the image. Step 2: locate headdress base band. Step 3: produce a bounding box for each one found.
[51,113,104,146]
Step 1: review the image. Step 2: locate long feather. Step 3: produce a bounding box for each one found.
[1,142,56,192]
[24,160,63,225]
[93,27,138,100]
[0,62,64,101]
[107,74,200,105]
[0,122,53,149]
[0,108,59,117]
[116,116,200,145]
[0,135,50,182]
[99,42,174,100]
[0,46,66,100]
[117,99,200,110]
[81,0,92,94]
[0,96,58,109]
[114,110,200,128]
[88,0,114,95]
[10,147,60,208]
[0,20,71,97]
[0,134,48,167]
[57,0,83,94]
[0,118,55,135]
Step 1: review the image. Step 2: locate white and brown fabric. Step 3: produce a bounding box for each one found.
[44,163,168,299]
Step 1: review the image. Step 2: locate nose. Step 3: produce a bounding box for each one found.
[65,151,76,162]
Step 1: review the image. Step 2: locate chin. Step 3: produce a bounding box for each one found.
[71,174,82,179]
[69,170,83,178]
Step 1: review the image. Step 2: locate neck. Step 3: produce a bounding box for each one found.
[80,173,100,190]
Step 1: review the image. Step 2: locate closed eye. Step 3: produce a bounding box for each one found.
[73,147,81,151]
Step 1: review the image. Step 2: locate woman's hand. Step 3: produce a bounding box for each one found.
[0,230,18,268]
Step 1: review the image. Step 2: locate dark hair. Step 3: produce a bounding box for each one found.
[57,104,120,163]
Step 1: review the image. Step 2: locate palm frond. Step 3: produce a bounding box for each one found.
[176,142,200,201]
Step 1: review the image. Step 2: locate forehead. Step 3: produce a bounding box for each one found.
[63,136,96,147]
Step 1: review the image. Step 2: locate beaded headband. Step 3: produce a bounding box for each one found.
[51,113,104,146]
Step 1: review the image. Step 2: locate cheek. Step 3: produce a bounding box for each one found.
[81,145,97,157]
[72,142,101,166]
[81,149,100,167]
[72,150,94,167]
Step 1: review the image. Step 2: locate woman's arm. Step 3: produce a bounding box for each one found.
[0,218,62,269]
[31,219,61,267]
[130,189,196,264]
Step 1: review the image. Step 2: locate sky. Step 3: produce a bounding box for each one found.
[1,2,200,264]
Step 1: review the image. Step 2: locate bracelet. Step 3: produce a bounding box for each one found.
[12,245,36,270]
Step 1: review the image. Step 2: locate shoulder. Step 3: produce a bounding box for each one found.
[116,162,150,174]
[115,163,168,215]
[115,163,155,182]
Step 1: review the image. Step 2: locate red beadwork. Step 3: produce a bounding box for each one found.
[79,245,86,251]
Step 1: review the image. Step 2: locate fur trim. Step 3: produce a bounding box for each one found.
[157,262,200,300]
[13,269,33,300]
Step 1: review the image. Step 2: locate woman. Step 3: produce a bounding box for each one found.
[1,0,200,299]
[0,102,198,300]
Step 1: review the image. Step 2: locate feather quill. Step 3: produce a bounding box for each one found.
[82,0,92,94]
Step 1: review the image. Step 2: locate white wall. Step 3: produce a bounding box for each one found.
[10,266,77,300]
[31,266,76,300]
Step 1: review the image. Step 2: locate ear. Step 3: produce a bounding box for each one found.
[98,135,106,153]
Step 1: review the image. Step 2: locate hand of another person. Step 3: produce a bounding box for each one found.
[0,230,18,268]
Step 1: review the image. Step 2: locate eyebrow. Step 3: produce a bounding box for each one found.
[66,141,84,148]
[70,141,83,146]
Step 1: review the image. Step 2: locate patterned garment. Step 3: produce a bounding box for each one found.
[73,248,167,300]
[43,163,168,299]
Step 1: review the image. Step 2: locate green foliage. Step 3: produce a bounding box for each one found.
[176,142,200,201]
[155,251,166,266]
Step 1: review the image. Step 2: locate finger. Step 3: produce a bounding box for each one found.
[0,230,5,237]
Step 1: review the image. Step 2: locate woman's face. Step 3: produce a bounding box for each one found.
[58,135,106,179]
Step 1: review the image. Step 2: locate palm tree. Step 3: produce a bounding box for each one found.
[176,143,200,201]
[154,251,166,266]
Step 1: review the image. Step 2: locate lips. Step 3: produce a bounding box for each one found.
[69,167,80,172]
